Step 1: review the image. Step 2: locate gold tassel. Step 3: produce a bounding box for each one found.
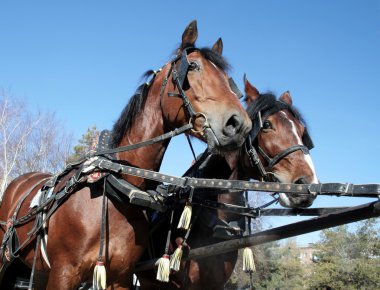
[156,254,170,282]
[177,204,192,230]
[243,247,256,273]
[93,260,107,290]
[169,245,183,272]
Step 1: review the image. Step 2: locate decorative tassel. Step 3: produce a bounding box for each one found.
[156,254,170,282]
[93,260,107,290]
[170,245,183,272]
[177,204,192,230]
[243,247,255,273]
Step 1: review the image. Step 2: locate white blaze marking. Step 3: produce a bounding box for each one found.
[280,112,319,183]
[210,61,218,70]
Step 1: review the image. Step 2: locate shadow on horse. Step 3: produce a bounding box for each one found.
[0,20,252,290]
[137,75,318,289]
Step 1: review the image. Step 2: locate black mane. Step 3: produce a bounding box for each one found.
[246,92,306,126]
[111,46,231,147]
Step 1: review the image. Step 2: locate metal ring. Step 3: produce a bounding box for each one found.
[189,112,209,134]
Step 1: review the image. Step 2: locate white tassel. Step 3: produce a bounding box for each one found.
[156,254,170,282]
[93,261,107,290]
[243,247,255,273]
[169,245,183,272]
[177,204,192,230]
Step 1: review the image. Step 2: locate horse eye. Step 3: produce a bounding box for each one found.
[262,120,272,130]
[189,61,200,71]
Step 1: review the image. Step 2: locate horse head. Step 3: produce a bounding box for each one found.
[158,20,252,152]
[243,77,318,208]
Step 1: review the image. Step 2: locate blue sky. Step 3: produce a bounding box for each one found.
[1,1,379,245]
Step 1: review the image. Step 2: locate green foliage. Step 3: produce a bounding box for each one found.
[226,219,379,290]
[308,218,380,290]
[226,240,306,290]
[259,239,306,290]
[67,125,100,163]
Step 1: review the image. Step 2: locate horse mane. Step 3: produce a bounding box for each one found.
[111,45,231,147]
[110,71,154,147]
[246,92,307,126]
[177,43,231,72]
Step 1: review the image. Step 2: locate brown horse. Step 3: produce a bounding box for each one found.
[0,20,252,290]
[138,76,318,289]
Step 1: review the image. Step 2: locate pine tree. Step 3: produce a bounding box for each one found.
[67,125,100,163]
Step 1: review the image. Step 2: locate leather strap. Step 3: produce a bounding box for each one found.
[91,157,380,197]
[228,77,243,99]
[92,123,193,157]
[259,144,310,170]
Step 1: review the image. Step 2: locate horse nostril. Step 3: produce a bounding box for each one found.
[223,115,242,137]
[294,177,309,184]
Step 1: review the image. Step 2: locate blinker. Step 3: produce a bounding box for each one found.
[228,78,243,99]
[302,128,314,150]
[175,48,191,88]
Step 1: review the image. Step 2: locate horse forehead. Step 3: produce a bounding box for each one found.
[274,110,299,127]
[187,51,225,75]
[278,111,303,142]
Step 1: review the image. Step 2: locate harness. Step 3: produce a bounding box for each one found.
[0,48,245,284]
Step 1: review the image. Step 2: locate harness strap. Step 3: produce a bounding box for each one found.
[91,123,193,157]
[228,77,243,99]
[259,144,310,170]
[171,69,197,118]
[192,194,280,219]
[91,157,380,197]
[28,234,40,290]
[245,136,268,179]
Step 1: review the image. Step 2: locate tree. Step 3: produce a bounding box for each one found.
[66,125,100,163]
[0,91,73,198]
[261,239,306,290]
[308,219,380,290]
[226,239,307,290]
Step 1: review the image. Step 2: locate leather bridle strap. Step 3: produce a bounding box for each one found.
[258,144,310,170]
[228,77,243,99]
[245,136,268,178]
[91,123,193,157]
[168,48,197,118]
[171,68,197,118]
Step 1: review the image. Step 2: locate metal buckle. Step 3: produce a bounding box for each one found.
[189,112,209,135]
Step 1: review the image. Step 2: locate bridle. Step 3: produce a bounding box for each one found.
[160,47,242,142]
[245,101,314,182]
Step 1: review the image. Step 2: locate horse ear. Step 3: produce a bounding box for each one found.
[211,37,223,55]
[178,20,198,54]
[279,91,293,105]
[244,74,260,106]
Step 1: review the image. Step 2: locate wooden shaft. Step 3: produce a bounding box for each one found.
[135,201,380,272]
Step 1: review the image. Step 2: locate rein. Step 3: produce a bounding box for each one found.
[91,123,193,157]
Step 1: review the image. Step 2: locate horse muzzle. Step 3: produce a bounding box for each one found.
[205,112,252,153]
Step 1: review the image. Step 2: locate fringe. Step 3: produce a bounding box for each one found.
[177,204,192,230]
[169,245,183,272]
[243,247,255,273]
[156,254,170,282]
[93,261,107,290]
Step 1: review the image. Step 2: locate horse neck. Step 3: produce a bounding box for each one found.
[116,70,170,189]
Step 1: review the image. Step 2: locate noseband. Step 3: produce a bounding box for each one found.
[245,102,314,181]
